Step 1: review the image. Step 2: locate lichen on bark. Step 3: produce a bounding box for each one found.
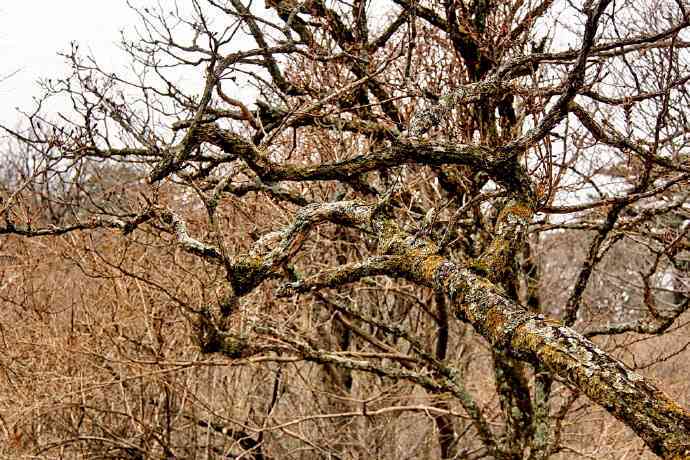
[367,199,690,457]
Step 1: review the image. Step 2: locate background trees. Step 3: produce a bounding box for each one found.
[1,0,690,458]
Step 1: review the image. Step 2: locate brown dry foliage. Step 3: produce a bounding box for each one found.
[1,0,690,459]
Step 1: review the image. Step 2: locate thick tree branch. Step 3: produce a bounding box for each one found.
[257,198,690,457]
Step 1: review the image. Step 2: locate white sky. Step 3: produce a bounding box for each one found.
[0,2,147,126]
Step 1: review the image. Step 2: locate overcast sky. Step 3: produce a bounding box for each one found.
[0,1,577,130]
[0,2,147,126]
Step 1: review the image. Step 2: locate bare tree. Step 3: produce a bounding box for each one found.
[1,0,690,458]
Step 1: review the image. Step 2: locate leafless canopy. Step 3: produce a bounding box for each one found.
[2,0,690,458]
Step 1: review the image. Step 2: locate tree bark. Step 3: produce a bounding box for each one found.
[406,256,690,459]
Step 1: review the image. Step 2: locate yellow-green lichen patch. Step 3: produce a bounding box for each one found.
[420,254,445,281]
[500,202,534,221]
[509,318,690,457]
[376,220,407,255]
[468,258,491,277]
[483,306,511,344]
[397,238,690,457]
[219,334,250,359]
[231,256,267,296]
[659,397,690,419]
